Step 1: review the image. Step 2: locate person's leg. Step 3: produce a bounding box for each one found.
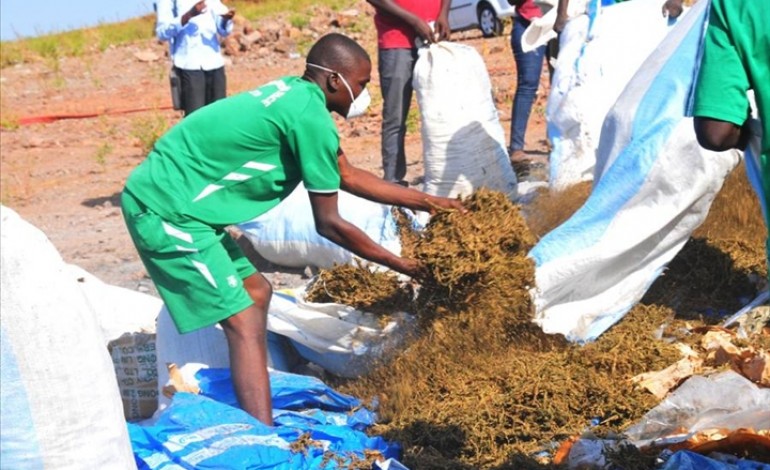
[178,68,206,116]
[510,16,546,156]
[121,193,273,424]
[219,273,274,426]
[379,48,417,183]
[205,66,227,106]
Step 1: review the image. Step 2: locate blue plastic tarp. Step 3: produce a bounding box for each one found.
[661,450,770,470]
[129,369,403,469]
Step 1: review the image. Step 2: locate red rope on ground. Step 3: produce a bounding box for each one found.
[18,105,175,126]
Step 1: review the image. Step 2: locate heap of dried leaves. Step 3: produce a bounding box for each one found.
[306,262,413,317]
[307,167,766,469]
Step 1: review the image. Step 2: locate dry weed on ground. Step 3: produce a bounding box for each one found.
[313,167,767,468]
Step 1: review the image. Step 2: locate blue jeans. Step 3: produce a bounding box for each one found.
[510,16,545,153]
[378,48,418,182]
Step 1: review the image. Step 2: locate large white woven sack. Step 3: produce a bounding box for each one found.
[238,183,401,269]
[530,0,741,342]
[0,206,136,469]
[412,41,517,200]
[546,0,681,189]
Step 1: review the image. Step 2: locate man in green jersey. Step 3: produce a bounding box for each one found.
[122,33,464,425]
[692,0,769,279]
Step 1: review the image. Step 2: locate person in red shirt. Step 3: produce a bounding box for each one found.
[367,0,451,185]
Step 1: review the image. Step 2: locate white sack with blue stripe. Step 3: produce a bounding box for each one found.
[546,0,681,189]
[530,0,742,342]
[0,206,136,469]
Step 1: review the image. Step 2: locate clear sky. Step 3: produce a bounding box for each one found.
[1,1,155,41]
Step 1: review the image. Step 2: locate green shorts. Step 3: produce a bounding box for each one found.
[121,189,257,333]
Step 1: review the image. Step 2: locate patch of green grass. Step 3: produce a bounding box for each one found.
[0,15,155,68]
[0,0,359,68]
[94,141,113,166]
[130,112,169,154]
[231,0,352,19]
[289,14,310,30]
[0,115,20,130]
[405,104,420,134]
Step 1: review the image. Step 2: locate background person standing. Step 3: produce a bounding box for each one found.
[156,0,235,116]
[367,0,451,186]
[507,0,546,174]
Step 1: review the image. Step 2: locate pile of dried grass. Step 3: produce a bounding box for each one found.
[306,262,413,317]
[309,167,766,468]
[303,189,678,468]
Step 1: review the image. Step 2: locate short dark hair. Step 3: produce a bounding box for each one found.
[306,33,370,75]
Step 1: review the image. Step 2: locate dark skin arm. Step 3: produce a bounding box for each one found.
[308,149,465,278]
[693,117,751,152]
[554,0,569,33]
[181,0,205,25]
[366,0,451,42]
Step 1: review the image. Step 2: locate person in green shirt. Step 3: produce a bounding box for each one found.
[121,32,464,425]
[692,0,769,279]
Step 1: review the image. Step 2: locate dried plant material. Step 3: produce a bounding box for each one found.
[320,449,385,470]
[161,363,200,399]
[289,432,324,455]
[336,189,682,468]
[699,330,770,386]
[632,344,703,399]
[313,179,766,468]
[741,350,770,387]
[305,262,413,317]
[523,181,592,239]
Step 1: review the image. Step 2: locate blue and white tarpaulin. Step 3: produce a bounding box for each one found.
[530,0,745,342]
[130,369,404,469]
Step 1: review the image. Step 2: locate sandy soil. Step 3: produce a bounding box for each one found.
[0,4,548,296]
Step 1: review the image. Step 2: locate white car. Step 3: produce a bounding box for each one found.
[448,0,517,37]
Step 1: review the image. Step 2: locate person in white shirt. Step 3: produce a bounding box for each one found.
[156,0,235,116]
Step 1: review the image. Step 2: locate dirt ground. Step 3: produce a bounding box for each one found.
[0,3,548,294]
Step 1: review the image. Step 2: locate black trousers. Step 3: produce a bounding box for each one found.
[177,66,227,116]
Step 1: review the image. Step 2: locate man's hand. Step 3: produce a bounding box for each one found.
[426,196,466,215]
[434,14,451,41]
[182,0,206,25]
[661,0,683,18]
[392,257,426,279]
[409,16,437,43]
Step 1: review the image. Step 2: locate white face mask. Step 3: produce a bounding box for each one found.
[307,63,371,119]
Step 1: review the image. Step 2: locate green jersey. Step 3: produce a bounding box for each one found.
[692,0,770,238]
[126,76,341,227]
